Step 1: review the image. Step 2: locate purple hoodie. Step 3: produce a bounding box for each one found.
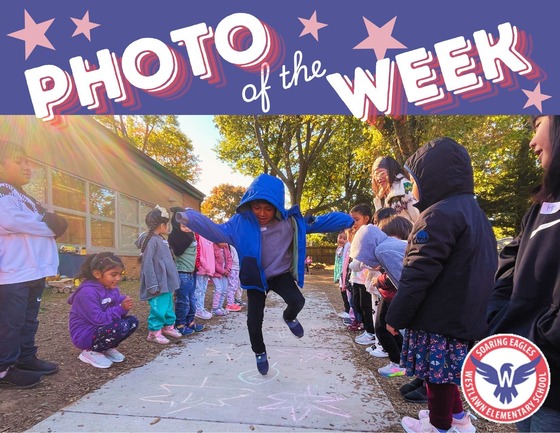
[68,280,128,350]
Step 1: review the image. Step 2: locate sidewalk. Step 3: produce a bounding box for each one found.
[27,285,401,432]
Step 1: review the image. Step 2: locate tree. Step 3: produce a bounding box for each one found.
[214,114,538,236]
[214,115,376,213]
[94,115,201,183]
[200,184,247,223]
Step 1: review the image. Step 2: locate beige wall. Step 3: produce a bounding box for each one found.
[1,115,203,210]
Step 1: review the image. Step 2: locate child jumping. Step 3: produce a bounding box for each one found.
[385,137,498,433]
[136,206,182,344]
[175,174,354,375]
[0,140,67,389]
[68,252,138,369]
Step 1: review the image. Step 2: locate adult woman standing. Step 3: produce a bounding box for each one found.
[487,115,560,432]
[371,156,419,223]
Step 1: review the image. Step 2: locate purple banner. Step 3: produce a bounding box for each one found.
[1,1,558,121]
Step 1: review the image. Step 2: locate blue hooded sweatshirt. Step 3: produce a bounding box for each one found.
[176,174,353,292]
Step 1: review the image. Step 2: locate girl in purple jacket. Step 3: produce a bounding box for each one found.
[68,253,138,369]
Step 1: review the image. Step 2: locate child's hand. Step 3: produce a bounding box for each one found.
[121,296,134,311]
[386,323,399,336]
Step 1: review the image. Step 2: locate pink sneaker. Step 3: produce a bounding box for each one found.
[161,325,182,338]
[226,303,242,312]
[147,330,170,344]
[418,410,476,433]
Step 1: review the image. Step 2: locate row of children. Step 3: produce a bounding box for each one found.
[332,132,559,433]
[70,205,250,369]
[332,141,495,433]
[3,119,558,433]
[64,173,355,375]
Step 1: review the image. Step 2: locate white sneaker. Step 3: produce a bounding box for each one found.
[366,345,376,353]
[355,331,376,345]
[103,348,125,363]
[337,311,350,319]
[195,309,213,320]
[370,346,389,357]
[356,331,377,344]
[378,361,405,377]
[79,350,112,369]
[418,410,477,433]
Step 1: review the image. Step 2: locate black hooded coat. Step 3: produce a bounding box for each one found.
[385,137,498,341]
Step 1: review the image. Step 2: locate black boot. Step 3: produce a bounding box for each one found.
[0,366,43,389]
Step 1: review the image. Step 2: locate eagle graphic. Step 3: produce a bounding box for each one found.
[471,355,541,405]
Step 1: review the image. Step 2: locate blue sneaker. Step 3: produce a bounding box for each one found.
[177,325,195,336]
[188,322,205,332]
[284,318,304,338]
[255,352,269,375]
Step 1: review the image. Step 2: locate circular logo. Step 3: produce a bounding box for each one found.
[461,334,550,424]
[414,230,429,244]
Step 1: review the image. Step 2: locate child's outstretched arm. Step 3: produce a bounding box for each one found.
[175,209,232,244]
[305,211,354,234]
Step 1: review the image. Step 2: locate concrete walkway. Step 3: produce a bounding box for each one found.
[28,284,401,433]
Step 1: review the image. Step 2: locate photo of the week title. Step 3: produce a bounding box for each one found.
[24,12,542,122]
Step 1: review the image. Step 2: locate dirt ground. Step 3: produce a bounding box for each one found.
[0,268,516,433]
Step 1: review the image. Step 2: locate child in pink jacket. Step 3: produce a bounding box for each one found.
[194,234,215,320]
[211,242,232,316]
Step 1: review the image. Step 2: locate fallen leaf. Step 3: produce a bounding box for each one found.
[150,417,161,425]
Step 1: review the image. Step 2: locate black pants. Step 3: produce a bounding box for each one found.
[340,289,350,313]
[246,272,305,354]
[375,296,403,363]
[0,278,45,370]
[352,283,374,334]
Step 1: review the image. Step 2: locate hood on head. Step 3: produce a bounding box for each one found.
[405,137,474,212]
[236,174,287,218]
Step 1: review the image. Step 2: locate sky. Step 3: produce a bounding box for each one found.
[177,115,252,196]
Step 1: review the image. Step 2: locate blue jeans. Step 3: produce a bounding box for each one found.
[175,272,196,327]
[0,278,45,371]
[195,274,209,312]
[516,405,560,432]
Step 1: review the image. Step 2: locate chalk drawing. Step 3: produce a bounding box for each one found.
[139,377,255,415]
[238,362,279,385]
[258,385,351,421]
[203,345,245,362]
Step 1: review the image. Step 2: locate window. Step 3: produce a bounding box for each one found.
[89,184,115,218]
[52,171,86,211]
[23,162,47,204]
[56,212,86,245]
[140,202,153,225]
[23,160,158,254]
[120,195,139,225]
[120,225,140,251]
[118,197,154,251]
[91,219,115,247]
